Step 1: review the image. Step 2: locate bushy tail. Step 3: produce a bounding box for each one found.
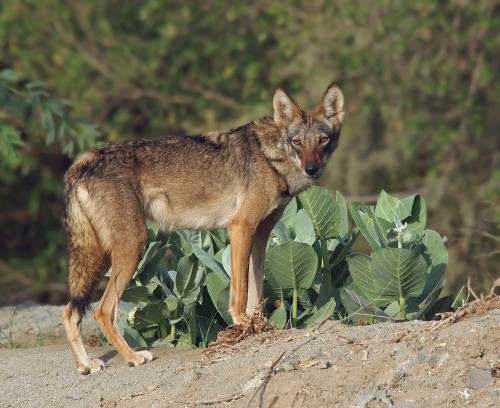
[63,158,109,316]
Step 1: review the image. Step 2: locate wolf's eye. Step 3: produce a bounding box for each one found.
[320,136,329,143]
[292,139,301,146]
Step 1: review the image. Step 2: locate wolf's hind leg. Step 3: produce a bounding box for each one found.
[63,302,106,374]
[94,234,153,367]
[62,217,110,374]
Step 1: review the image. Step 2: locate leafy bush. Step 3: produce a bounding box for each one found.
[0,69,100,167]
[110,187,451,348]
[343,191,452,323]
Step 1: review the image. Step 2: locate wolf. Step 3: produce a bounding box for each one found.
[62,83,345,374]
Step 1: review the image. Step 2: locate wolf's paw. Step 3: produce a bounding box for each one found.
[129,350,154,367]
[78,358,106,375]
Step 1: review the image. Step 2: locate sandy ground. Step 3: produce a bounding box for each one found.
[1,298,499,408]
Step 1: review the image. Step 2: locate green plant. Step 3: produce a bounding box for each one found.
[0,311,17,349]
[102,224,230,348]
[0,69,101,167]
[265,187,358,328]
[104,188,451,348]
[28,323,61,348]
[343,191,452,322]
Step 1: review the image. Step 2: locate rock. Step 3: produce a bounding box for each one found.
[428,349,448,368]
[416,349,428,364]
[395,341,409,367]
[391,368,407,384]
[183,370,201,386]
[278,360,298,372]
[354,385,376,406]
[466,366,493,390]
[317,360,331,369]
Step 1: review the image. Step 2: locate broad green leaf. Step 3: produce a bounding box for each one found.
[196,316,223,346]
[121,285,150,302]
[152,335,175,348]
[205,271,232,325]
[123,326,148,348]
[297,186,340,239]
[414,230,448,302]
[414,279,445,319]
[133,301,169,330]
[350,203,385,251]
[340,285,389,324]
[268,240,318,290]
[403,195,427,234]
[375,190,401,222]
[279,197,297,229]
[175,255,198,297]
[132,241,162,278]
[336,191,349,239]
[375,191,414,224]
[264,270,292,302]
[304,298,336,326]
[331,228,359,269]
[169,231,194,257]
[271,220,291,243]
[191,243,228,282]
[346,253,378,301]
[371,248,427,303]
[384,299,419,320]
[268,306,287,329]
[221,244,231,276]
[294,209,316,244]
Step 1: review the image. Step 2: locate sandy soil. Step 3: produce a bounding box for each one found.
[1,298,499,408]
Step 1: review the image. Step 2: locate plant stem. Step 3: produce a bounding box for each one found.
[320,240,332,299]
[400,296,407,320]
[292,288,298,327]
[159,320,168,338]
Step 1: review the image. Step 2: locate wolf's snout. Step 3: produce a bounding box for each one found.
[305,163,320,177]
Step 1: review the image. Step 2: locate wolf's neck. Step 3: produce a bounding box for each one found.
[253,119,315,197]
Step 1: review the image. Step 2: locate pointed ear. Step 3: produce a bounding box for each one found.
[273,88,302,127]
[315,83,344,124]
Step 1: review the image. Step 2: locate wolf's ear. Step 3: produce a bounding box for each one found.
[315,83,344,124]
[273,88,302,128]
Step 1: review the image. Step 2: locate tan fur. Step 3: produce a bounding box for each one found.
[62,83,344,373]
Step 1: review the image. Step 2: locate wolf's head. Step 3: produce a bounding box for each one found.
[273,83,344,179]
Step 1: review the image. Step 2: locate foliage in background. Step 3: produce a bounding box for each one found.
[110,188,451,348]
[1,1,499,304]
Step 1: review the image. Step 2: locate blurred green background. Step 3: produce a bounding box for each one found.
[1,0,499,305]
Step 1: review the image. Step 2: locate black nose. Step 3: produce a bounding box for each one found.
[305,164,319,177]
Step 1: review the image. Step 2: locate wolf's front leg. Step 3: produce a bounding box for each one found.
[227,216,255,325]
[246,207,286,317]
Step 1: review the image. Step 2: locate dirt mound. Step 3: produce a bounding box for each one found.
[1,297,499,408]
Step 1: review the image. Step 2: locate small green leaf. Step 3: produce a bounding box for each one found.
[304,298,336,326]
[133,301,169,330]
[268,306,287,329]
[336,191,349,239]
[350,203,384,251]
[279,197,297,229]
[294,209,316,244]
[123,326,148,348]
[384,299,419,320]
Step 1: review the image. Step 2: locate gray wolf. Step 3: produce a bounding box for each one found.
[62,83,344,373]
